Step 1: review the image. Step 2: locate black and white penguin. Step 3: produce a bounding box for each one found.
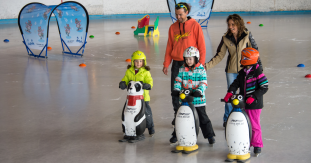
[224,94,252,162]
[172,89,200,154]
[119,81,146,143]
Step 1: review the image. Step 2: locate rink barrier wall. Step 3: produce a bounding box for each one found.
[1,10,311,24]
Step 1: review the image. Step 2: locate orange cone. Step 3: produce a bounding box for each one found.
[115,32,120,35]
[125,59,131,62]
[131,26,136,29]
[247,22,251,24]
[79,63,86,67]
[47,46,52,50]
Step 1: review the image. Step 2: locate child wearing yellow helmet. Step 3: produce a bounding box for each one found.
[119,50,155,139]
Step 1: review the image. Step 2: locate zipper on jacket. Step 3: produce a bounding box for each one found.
[244,75,246,102]
[236,46,239,73]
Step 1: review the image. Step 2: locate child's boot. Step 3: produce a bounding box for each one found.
[254,147,261,157]
[170,135,178,145]
[208,136,215,145]
[148,127,155,137]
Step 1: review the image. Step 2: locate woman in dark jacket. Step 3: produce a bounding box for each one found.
[205,14,262,127]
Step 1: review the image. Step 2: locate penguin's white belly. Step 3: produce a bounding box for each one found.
[226,112,250,155]
[175,106,197,146]
[122,100,145,136]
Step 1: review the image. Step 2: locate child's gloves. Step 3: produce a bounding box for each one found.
[171,90,180,97]
[246,96,255,105]
[119,81,127,90]
[193,90,202,97]
[224,92,233,102]
[142,83,151,90]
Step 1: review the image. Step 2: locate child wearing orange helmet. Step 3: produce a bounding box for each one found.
[223,47,268,156]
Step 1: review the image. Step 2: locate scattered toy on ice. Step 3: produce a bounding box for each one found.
[79,63,86,67]
[297,64,305,67]
[259,24,264,27]
[125,59,131,62]
[305,74,311,78]
[3,39,9,43]
[47,46,52,50]
[247,22,251,24]
[89,35,94,39]
[115,32,120,35]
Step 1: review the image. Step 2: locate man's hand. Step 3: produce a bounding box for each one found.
[163,66,168,75]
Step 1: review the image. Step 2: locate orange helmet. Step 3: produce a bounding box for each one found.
[241,47,259,66]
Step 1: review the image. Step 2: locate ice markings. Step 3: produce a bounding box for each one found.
[264,138,278,141]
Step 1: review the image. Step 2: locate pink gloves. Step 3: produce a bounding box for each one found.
[224,92,233,102]
[246,97,255,104]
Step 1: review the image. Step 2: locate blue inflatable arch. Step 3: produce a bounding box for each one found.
[167,0,214,28]
[18,1,89,58]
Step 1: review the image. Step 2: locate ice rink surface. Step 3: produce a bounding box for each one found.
[0,14,311,163]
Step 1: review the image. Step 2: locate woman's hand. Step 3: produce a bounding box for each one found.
[163,66,168,75]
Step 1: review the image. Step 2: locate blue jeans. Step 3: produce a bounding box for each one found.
[223,73,238,122]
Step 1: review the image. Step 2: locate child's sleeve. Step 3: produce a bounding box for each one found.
[228,74,240,93]
[253,73,268,99]
[174,70,183,91]
[144,71,153,88]
[121,70,130,85]
[196,68,208,95]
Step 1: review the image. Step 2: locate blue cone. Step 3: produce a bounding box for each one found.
[4,39,9,43]
[297,64,305,67]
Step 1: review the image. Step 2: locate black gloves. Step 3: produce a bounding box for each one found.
[193,91,202,97]
[142,83,151,90]
[119,81,127,90]
[171,90,180,97]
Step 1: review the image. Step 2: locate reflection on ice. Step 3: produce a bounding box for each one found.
[58,55,89,112]
[24,57,51,103]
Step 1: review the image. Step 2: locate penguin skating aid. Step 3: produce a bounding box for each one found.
[221,94,252,162]
[171,89,200,154]
[119,81,146,143]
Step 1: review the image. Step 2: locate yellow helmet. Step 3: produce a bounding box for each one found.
[131,50,147,67]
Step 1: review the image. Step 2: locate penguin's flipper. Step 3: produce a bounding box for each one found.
[134,100,146,136]
[121,101,127,121]
[121,101,127,134]
[134,99,145,122]
[190,103,200,136]
[242,109,252,143]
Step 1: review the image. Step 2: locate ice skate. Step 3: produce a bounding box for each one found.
[254,147,261,157]
[148,127,155,137]
[169,135,178,146]
[208,137,215,146]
